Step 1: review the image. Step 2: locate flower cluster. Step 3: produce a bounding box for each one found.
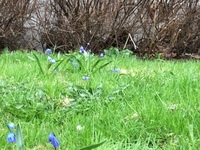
[79,43,91,57]
[6,123,60,149]
[80,46,86,54]
[47,56,56,64]
[45,49,56,64]
[79,44,92,81]
[6,123,16,143]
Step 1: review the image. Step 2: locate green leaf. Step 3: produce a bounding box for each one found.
[32,53,44,74]
[91,59,103,72]
[47,63,52,70]
[15,104,24,109]
[16,124,24,150]
[53,57,68,71]
[79,140,106,150]
[27,56,35,61]
[67,54,84,71]
[92,61,112,73]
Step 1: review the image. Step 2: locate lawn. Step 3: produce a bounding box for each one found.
[0,49,199,150]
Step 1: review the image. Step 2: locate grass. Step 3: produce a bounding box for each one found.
[0,50,200,150]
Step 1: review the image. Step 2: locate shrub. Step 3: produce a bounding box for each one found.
[0,0,200,58]
[0,0,36,50]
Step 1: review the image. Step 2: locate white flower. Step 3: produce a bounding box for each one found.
[76,125,84,131]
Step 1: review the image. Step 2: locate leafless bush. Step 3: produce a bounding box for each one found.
[1,0,200,58]
[38,0,141,53]
[135,0,200,58]
[0,0,37,50]
[38,0,200,57]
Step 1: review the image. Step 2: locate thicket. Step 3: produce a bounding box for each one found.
[0,0,200,58]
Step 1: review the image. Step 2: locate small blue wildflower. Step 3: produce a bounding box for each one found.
[111,68,120,73]
[45,48,52,55]
[48,132,60,148]
[82,75,90,81]
[80,46,85,53]
[69,58,79,68]
[7,123,15,130]
[47,56,56,64]
[69,58,73,62]
[100,53,104,57]
[73,62,79,67]
[87,42,90,46]
[7,132,16,143]
[115,68,120,72]
[88,50,92,53]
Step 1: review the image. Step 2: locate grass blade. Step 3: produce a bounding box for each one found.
[32,53,44,74]
[92,61,112,73]
[91,59,102,72]
[79,140,106,150]
[16,124,24,150]
[67,55,84,71]
[53,57,68,71]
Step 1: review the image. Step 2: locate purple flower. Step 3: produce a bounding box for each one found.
[82,75,90,81]
[7,123,15,130]
[47,56,56,64]
[7,132,16,143]
[80,46,85,53]
[45,49,52,55]
[48,132,60,148]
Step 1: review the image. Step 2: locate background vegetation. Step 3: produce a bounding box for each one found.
[0,0,200,58]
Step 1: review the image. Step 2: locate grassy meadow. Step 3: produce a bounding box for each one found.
[0,49,199,150]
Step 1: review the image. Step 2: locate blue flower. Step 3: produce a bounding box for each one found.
[7,132,16,143]
[69,58,74,62]
[87,42,90,46]
[111,68,120,73]
[82,75,90,81]
[69,58,79,67]
[80,46,85,53]
[45,49,52,55]
[7,123,15,130]
[73,62,79,68]
[47,56,56,64]
[48,132,60,148]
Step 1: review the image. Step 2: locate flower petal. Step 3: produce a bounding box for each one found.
[48,132,60,148]
[7,132,16,143]
[45,49,52,54]
[7,123,15,130]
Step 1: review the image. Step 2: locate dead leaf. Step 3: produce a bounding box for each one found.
[62,97,74,107]
[169,104,178,111]
[124,113,139,121]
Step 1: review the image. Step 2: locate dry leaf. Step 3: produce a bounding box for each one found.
[169,104,178,111]
[62,97,74,107]
[124,113,139,121]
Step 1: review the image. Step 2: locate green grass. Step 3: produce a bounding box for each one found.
[0,50,200,150]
